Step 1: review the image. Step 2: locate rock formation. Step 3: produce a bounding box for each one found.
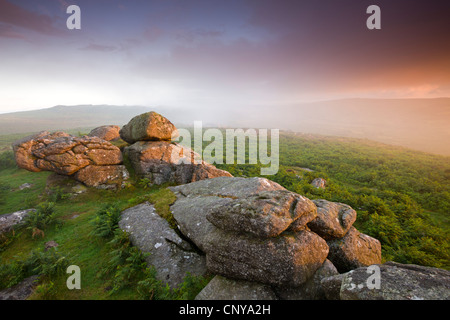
[88,125,121,141]
[119,111,178,144]
[122,112,232,185]
[165,176,381,293]
[119,176,385,298]
[118,202,206,288]
[12,131,129,189]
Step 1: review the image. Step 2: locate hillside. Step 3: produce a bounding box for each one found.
[0,105,154,135]
[236,98,450,156]
[0,119,449,300]
[1,98,449,156]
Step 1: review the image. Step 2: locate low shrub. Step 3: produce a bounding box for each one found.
[90,203,122,239]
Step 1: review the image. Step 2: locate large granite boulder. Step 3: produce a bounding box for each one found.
[203,228,329,287]
[118,202,207,289]
[308,199,357,240]
[12,131,70,172]
[12,132,128,189]
[326,226,382,273]
[88,125,121,141]
[169,177,329,287]
[119,111,178,144]
[124,140,232,185]
[195,275,277,300]
[322,261,450,300]
[205,190,317,238]
[274,259,339,300]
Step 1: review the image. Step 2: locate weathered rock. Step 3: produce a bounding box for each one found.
[12,131,70,172]
[169,177,288,251]
[195,276,277,300]
[170,195,228,252]
[204,229,329,287]
[74,165,129,189]
[308,199,357,240]
[327,226,382,273]
[0,209,36,234]
[119,111,178,144]
[118,202,207,289]
[0,275,40,300]
[12,132,128,189]
[170,176,285,199]
[274,259,339,300]
[311,178,327,189]
[205,189,317,238]
[321,273,346,300]
[335,261,450,300]
[169,177,329,287]
[88,125,121,141]
[124,140,231,185]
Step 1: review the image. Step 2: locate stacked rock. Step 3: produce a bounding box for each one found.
[166,176,382,299]
[120,111,232,185]
[12,131,129,189]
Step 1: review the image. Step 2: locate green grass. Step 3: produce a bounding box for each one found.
[0,168,51,214]
[1,129,449,299]
[0,165,164,299]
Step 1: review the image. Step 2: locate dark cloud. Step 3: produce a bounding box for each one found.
[0,0,66,36]
[79,43,116,52]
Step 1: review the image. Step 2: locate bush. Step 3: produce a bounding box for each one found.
[25,202,58,238]
[99,229,149,294]
[90,203,122,239]
[0,247,70,290]
[0,151,16,171]
[47,187,70,203]
[0,181,10,205]
[27,248,70,278]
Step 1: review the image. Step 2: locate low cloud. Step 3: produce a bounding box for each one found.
[79,43,117,52]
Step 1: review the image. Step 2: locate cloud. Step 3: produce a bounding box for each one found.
[0,23,27,39]
[0,0,65,36]
[175,28,223,43]
[79,43,117,52]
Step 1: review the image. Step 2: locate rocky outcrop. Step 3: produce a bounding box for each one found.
[322,261,450,300]
[12,131,129,189]
[166,176,384,297]
[114,174,449,300]
[119,111,178,144]
[88,125,121,141]
[118,202,207,289]
[170,177,329,287]
[122,112,232,185]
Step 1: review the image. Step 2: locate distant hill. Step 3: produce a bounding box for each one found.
[233,98,450,156]
[0,105,156,134]
[0,98,449,156]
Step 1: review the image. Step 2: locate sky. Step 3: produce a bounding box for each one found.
[0,0,449,114]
